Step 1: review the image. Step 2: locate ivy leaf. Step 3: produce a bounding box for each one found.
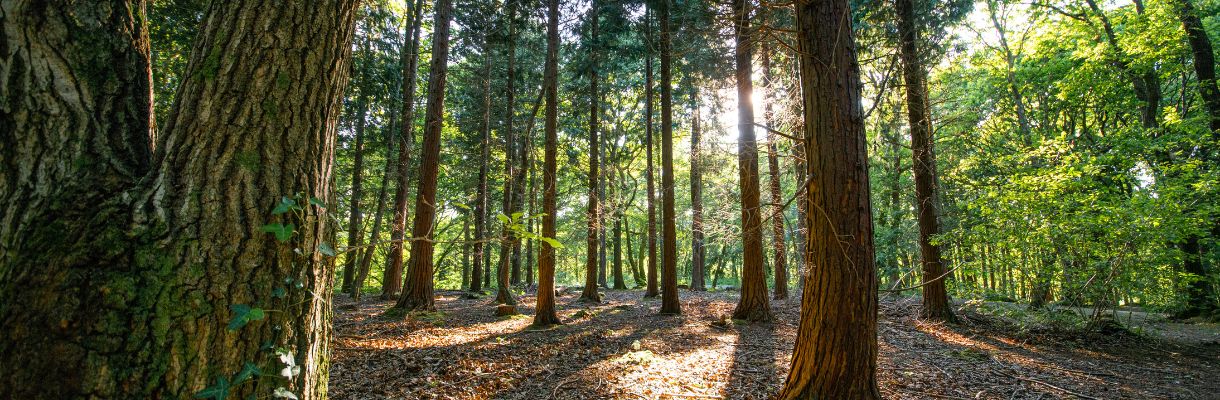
[272,196,299,215]
[273,387,299,400]
[227,304,266,331]
[317,242,337,257]
[308,196,326,208]
[262,223,295,242]
[194,377,230,400]
[272,287,287,298]
[233,362,260,383]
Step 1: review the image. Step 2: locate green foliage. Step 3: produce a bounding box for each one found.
[226,304,266,331]
[261,224,295,242]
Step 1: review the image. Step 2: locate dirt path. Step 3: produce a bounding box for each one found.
[330,291,1220,399]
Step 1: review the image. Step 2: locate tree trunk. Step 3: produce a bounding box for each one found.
[342,94,369,294]
[644,7,660,298]
[582,0,603,303]
[658,0,681,315]
[779,0,880,397]
[507,1,525,288]
[1174,0,1220,134]
[613,212,627,289]
[354,113,400,299]
[690,91,707,291]
[462,215,471,290]
[534,0,563,327]
[384,0,427,299]
[898,0,954,322]
[730,0,772,322]
[0,1,359,398]
[394,0,453,312]
[762,39,788,301]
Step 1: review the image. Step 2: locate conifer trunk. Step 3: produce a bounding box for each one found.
[533,0,563,327]
[658,0,681,315]
[384,0,427,299]
[644,8,660,298]
[582,0,604,303]
[730,0,772,322]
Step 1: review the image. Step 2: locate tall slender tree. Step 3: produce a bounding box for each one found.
[534,0,564,327]
[898,0,954,321]
[644,7,660,298]
[354,113,400,299]
[582,0,605,303]
[342,90,370,294]
[394,0,454,312]
[690,92,707,291]
[761,40,788,301]
[384,0,428,299]
[730,0,773,322]
[493,0,521,309]
[779,0,880,396]
[658,0,681,315]
[0,1,359,397]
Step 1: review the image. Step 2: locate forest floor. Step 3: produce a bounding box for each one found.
[329,290,1220,399]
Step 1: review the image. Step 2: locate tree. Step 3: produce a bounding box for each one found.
[394,0,454,312]
[342,89,370,294]
[730,0,773,322]
[761,39,788,301]
[779,0,880,397]
[690,92,707,291]
[658,0,681,315]
[534,0,564,327]
[354,112,400,300]
[897,0,955,321]
[0,1,359,398]
[644,7,661,298]
[494,0,522,309]
[384,0,428,299]
[582,0,604,303]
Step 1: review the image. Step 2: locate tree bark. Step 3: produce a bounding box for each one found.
[394,0,453,312]
[354,113,399,299]
[1174,0,1220,135]
[494,1,521,308]
[644,7,660,298]
[730,0,773,322]
[658,0,681,315]
[761,39,788,301]
[342,93,369,294]
[0,1,359,398]
[581,0,604,303]
[779,0,880,397]
[384,0,427,299]
[534,0,563,327]
[613,211,627,289]
[690,91,707,291]
[898,0,954,322]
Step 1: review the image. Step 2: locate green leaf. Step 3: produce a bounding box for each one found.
[308,196,326,208]
[541,237,564,249]
[272,196,299,215]
[261,223,295,242]
[233,362,260,383]
[318,242,337,257]
[496,214,509,224]
[453,202,471,210]
[227,304,266,331]
[272,287,287,298]
[273,387,298,400]
[194,377,230,400]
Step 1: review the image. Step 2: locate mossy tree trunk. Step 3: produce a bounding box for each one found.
[0,1,358,398]
[394,0,453,312]
[533,0,563,327]
[779,0,880,397]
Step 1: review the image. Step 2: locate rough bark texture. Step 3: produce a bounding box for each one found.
[658,0,681,315]
[779,0,880,397]
[394,0,453,312]
[384,0,426,299]
[730,0,773,322]
[644,10,660,298]
[0,1,358,398]
[613,212,627,289]
[533,0,563,327]
[690,94,707,291]
[342,93,369,294]
[897,0,954,322]
[582,0,603,303]
[762,46,788,301]
[494,1,521,307]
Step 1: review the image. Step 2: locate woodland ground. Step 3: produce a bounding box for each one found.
[329,290,1220,399]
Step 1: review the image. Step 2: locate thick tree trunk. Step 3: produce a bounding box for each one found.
[342,94,369,294]
[730,0,772,322]
[0,1,358,398]
[898,0,954,322]
[762,41,788,301]
[690,93,707,291]
[582,0,603,303]
[384,0,427,299]
[779,0,880,397]
[534,0,563,327]
[644,8,660,298]
[394,0,453,312]
[658,0,681,315]
[1174,0,1220,134]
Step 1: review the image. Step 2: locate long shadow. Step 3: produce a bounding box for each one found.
[723,319,779,400]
